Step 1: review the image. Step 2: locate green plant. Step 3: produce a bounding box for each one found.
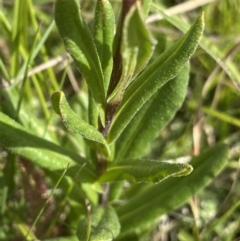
[0,0,230,240]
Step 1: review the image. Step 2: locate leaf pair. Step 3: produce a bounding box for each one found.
[108,4,155,103]
[55,0,115,124]
[107,13,205,143]
[50,90,193,185]
[115,63,190,160]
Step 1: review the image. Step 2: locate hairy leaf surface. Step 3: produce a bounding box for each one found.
[55,0,105,115]
[51,91,110,156]
[77,205,120,241]
[117,143,229,234]
[107,14,204,143]
[93,0,115,93]
[99,160,192,183]
[115,63,189,160]
[109,4,155,102]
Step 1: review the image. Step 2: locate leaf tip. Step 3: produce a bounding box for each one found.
[173,164,193,177]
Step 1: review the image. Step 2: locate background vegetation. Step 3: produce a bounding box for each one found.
[0,0,240,240]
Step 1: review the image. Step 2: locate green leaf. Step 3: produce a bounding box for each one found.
[108,4,155,102]
[115,63,189,160]
[141,0,152,18]
[123,5,155,80]
[51,91,109,152]
[116,143,229,234]
[108,181,124,203]
[93,0,115,93]
[77,205,120,241]
[150,3,240,86]
[99,160,192,183]
[0,112,96,182]
[88,91,99,128]
[55,0,105,114]
[107,13,204,143]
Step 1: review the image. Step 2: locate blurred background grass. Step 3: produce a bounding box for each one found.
[1,0,240,240]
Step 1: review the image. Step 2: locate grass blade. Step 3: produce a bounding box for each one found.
[0,112,96,182]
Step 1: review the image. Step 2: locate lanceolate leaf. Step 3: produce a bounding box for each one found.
[93,0,115,94]
[55,0,105,112]
[108,4,155,102]
[107,13,204,143]
[0,112,96,182]
[150,4,240,85]
[115,63,189,160]
[77,205,120,241]
[51,91,110,155]
[116,143,229,234]
[99,160,193,183]
[122,5,155,80]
